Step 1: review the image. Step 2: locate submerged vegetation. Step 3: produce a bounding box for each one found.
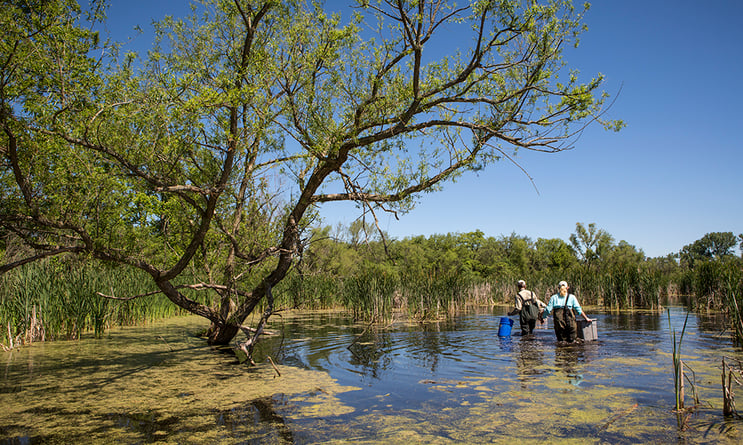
[2,307,743,444]
[2,224,742,349]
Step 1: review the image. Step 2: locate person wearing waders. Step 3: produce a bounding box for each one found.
[542,281,592,342]
[508,280,546,335]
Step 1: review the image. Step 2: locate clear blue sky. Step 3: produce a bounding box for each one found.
[106,1,743,258]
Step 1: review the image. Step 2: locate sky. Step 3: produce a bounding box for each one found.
[105,0,743,259]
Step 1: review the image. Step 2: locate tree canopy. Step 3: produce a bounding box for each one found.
[1,0,621,351]
[679,231,738,267]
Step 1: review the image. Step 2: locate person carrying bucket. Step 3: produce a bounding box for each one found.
[542,281,592,342]
[507,280,547,336]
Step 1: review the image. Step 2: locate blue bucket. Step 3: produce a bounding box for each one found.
[498,317,514,337]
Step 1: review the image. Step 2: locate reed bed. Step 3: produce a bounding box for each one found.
[483,266,667,311]
[700,261,743,344]
[273,270,483,322]
[341,272,398,321]
[3,248,742,348]
[275,265,674,323]
[0,260,182,348]
[275,273,342,310]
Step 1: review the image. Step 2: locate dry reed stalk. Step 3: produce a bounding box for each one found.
[722,356,743,417]
[679,360,685,409]
[669,310,689,411]
[5,322,12,350]
[723,357,733,416]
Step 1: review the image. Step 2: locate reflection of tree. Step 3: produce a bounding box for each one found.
[609,311,661,332]
[216,396,294,443]
[255,312,359,369]
[349,322,450,378]
[407,323,448,374]
[347,330,394,380]
[697,312,727,334]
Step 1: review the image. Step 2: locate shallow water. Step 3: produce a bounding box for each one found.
[2,306,742,444]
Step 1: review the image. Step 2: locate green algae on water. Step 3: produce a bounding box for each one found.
[0,316,359,444]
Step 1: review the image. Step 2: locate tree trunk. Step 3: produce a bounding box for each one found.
[206,321,240,346]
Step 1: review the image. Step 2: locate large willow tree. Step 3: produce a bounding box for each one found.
[1,0,620,352]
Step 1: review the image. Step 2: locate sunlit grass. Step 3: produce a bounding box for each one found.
[0,260,184,348]
[3,255,742,348]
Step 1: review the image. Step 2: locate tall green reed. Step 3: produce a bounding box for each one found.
[398,270,474,320]
[0,259,180,347]
[275,272,342,310]
[342,272,398,321]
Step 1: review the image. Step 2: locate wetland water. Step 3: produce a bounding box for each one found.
[2,306,743,444]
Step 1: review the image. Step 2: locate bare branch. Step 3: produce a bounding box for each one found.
[0,246,84,274]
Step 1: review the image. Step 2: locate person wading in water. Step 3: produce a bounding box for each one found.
[508,280,547,336]
[542,281,592,342]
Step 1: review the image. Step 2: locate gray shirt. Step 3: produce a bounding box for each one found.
[513,289,546,312]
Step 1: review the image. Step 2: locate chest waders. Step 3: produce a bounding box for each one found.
[519,291,539,335]
[553,297,577,342]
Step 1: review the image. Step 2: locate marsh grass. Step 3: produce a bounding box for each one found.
[683,260,743,345]
[0,260,182,348]
[3,254,741,348]
[276,273,341,309]
[342,272,398,321]
[273,270,483,322]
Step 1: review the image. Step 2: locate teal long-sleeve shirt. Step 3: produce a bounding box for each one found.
[543,293,583,317]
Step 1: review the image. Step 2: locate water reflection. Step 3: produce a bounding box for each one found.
[605,310,663,332]
[554,343,584,387]
[494,336,510,354]
[515,337,545,380]
[404,328,448,375]
[3,308,743,444]
[697,312,729,335]
[346,330,394,379]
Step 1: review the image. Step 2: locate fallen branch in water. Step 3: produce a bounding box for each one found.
[237,284,274,365]
[239,325,276,336]
[157,335,174,351]
[267,356,281,378]
[598,403,639,432]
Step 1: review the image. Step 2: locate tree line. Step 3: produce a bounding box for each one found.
[294,222,740,302]
[4,221,742,350]
[285,222,743,340]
